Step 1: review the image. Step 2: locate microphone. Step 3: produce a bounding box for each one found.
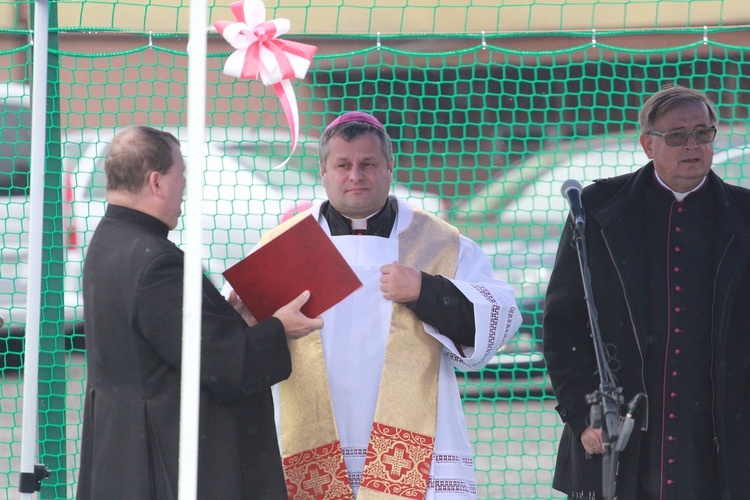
[561,179,585,229]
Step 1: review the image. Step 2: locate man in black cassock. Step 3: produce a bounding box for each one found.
[76,126,322,499]
[544,85,750,499]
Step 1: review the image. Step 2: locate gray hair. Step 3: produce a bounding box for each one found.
[639,85,718,134]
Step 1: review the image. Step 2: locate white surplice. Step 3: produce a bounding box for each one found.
[249,198,521,499]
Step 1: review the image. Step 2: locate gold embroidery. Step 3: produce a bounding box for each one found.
[276,207,460,499]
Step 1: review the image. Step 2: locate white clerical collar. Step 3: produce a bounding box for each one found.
[347,210,381,231]
[654,170,707,202]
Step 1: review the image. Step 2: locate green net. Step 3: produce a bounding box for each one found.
[1,1,749,498]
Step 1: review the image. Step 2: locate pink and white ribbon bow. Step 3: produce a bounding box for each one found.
[213,0,317,167]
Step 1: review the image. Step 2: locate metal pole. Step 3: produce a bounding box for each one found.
[179,0,207,498]
[18,0,51,497]
[36,0,68,496]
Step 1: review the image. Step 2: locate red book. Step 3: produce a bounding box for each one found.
[222,214,363,322]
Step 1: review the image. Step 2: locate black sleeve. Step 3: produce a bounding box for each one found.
[405,272,476,347]
[138,251,291,404]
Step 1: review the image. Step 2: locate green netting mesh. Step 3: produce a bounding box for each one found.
[1,1,749,498]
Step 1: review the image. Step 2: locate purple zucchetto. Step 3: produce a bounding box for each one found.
[324,111,386,132]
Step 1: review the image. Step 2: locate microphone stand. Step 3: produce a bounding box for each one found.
[570,217,645,500]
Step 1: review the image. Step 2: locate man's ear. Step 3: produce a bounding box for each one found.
[146,170,162,196]
[639,133,654,159]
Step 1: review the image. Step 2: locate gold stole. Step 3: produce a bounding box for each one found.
[264,209,460,500]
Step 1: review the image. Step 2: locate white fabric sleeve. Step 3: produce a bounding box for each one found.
[425,234,522,371]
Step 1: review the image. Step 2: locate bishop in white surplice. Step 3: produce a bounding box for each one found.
[226,110,522,499]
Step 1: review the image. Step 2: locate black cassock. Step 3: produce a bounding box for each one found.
[77,205,290,500]
[544,165,750,500]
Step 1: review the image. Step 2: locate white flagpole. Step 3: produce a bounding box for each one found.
[19,1,49,497]
[179,0,208,498]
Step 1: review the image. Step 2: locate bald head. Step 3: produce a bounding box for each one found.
[105,126,180,194]
[105,126,185,229]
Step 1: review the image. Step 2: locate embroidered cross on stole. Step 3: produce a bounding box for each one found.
[266,209,460,499]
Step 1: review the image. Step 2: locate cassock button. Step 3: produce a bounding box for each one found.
[667,479,674,485]
[674,266,680,272]
[675,227,682,232]
[675,286,682,291]
[674,349,681,355]
[674,246,681,252]
[674,307,681,313]
[672,371,679,377]
[668,435,675,441]
[668,458,675,463]
[674,328,681,333]
[669,413,677,419]
[671,392,677,398]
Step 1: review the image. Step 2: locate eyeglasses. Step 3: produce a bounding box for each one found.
[647,126,717,146]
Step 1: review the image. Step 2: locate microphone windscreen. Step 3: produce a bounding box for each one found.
[561,178,583,197]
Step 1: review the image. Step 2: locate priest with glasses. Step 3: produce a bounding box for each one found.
[544,85,750,499]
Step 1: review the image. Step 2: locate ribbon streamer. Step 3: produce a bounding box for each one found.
[212,0,317,168]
